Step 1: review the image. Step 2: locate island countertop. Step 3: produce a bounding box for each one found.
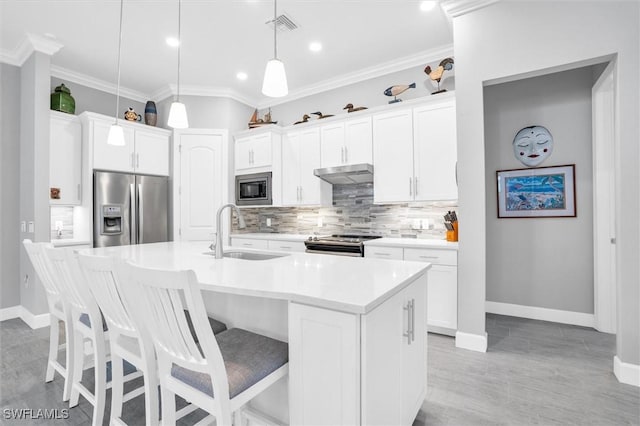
[80,241,430,315]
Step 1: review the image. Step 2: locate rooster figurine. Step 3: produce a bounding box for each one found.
[424,57,454,94]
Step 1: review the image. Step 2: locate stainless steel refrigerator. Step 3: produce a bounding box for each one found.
[93,171,169,247]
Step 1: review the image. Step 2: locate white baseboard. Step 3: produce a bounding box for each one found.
[0,305,22,321]
[486,301,595,328]
[0,305,51,329]
[614,356,640,387]
[455,331,488,352]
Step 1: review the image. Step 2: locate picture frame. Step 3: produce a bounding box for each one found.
[496,164,576,218]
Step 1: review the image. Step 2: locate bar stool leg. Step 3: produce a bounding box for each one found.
[110,353,125,423]
[161,385,177,426]
[92,336,108,426]
[62,315,74,401]
[69,331,84,408]
[45,318,59,383]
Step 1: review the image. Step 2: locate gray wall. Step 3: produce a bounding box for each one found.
[0,63,22,309]
[268,61,455,126]
[157,95,254,133]
[51,77,146,119]
[19,53,51,315]
[484,67,594,314]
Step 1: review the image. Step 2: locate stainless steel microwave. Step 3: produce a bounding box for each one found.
[235,172,272,206]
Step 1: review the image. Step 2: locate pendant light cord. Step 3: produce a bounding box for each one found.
[177,0,182,102]
[273,0,277,59]
[114,0,124,124]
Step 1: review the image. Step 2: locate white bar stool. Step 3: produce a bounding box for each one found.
[45,247,143,426]
[22,240,74,401]
[122,262,289,426]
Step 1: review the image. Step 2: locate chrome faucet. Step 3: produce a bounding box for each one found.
[213,203,246,259]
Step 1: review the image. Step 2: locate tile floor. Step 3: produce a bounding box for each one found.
[1,314,639,425]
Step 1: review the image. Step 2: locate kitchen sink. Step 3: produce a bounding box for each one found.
[203,250,289,261]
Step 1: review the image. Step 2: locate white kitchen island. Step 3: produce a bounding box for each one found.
[82,241,430,425]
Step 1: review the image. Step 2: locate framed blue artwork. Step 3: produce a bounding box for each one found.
[497,164,576,218]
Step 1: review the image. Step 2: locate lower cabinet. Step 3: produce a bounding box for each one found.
[366,245,457,335]
[230,237,305,253]
[289,274,427,425]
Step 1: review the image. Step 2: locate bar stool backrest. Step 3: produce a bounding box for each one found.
[78,253,136,337]
[121,262,230,402]
[23,240,59,299]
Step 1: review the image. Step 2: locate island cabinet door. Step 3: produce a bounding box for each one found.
[361,274,428,426]
[288,303,361,426]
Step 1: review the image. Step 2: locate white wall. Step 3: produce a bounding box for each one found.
[484,66,594,314]
[267,61,454,126]
[0,63,21,309]
[453,1,639,365]
[19,52,51,316]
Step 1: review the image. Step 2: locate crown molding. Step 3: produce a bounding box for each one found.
[440,0,500,18]
[152,84,259,107]
[50,65,150,103]
[256,44,454,109]
[0,33,63,66]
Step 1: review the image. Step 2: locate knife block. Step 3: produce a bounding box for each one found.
[446,221,458,242]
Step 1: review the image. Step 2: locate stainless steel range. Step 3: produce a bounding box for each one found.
[304,234,382,257]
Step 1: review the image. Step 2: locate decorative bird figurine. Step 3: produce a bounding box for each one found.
[311,111,334,119]
[383,83,416,103]
[424,58,454,94]
[293,114,311,125]
[343,103,368,113]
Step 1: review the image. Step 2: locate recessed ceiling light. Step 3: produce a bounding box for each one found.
[166,37,180,47]
[309,42,322,52]
[236,72,248,81]
[420,1,437,11]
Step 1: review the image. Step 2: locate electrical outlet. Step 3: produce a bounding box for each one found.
[28,221,35,233]
[412,219,421,230]
[317,216,323,228]
[266,218,272,227]
[20,221,26,232]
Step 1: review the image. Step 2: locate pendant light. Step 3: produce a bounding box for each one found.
[168,0,189,128]
[107,0,125,146]
[261,0,288,97]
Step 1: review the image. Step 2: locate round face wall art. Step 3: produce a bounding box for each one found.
[512,125,554,167]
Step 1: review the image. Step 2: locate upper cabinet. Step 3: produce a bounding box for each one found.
[373,94,457,203]
[81,112,171,176]
[50,111,82,205]
[282,128,331,206]
[320,117,372,168]
[235,130,277,173]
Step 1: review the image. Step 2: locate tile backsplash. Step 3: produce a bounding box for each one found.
[50,206,74,240]
[232,183,457,238]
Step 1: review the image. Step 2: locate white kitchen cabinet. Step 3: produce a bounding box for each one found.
[267,240,305,253]
[366,244,458,335]
[173,130,228,241]
[229,238,269,250]
[50,112,82,205]
[413,99,457,201]
[290,273,427,426]
[282,128,331,206]
[372,94,457,203]
[372,109,414,203]
[81,112,171,176]
[235,132,273,171]
[320,117,373,168]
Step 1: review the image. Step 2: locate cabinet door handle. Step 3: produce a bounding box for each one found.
[136,153,140,168]
[409,177,413,197]
[345,146,348,163]
[455,161,458,186]
[280,246,291,249]
[410,298,416,342]
[299,187,303,202]
[242,243,253,247]
[341,147,345,163]
[419,255,438,260]
[374,252,390,256]
[131,153,135,168]
[415,177,419,196]
[403,301,412,345]
[77,184,81,201]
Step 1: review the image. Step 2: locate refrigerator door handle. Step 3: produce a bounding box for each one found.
[130,183,137,244]
[138,183,143,243]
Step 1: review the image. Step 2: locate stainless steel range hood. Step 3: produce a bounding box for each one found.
[313,163,374,185]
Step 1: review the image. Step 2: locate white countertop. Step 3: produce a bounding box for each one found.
[81,241,429,315]
[230,233,310,242]
[364,237,458,250]
[51,239,92,247]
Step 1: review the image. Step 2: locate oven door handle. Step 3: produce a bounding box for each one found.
[305,249,363,257]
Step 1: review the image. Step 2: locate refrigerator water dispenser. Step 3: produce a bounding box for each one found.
[101,204,123,235]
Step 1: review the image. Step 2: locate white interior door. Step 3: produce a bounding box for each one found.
[178,132,224,241]
[592,61,617,334]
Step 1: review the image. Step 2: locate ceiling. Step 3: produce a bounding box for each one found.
[0,1,453,107]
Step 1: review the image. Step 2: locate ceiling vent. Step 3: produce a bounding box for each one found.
[266,13,299,32]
